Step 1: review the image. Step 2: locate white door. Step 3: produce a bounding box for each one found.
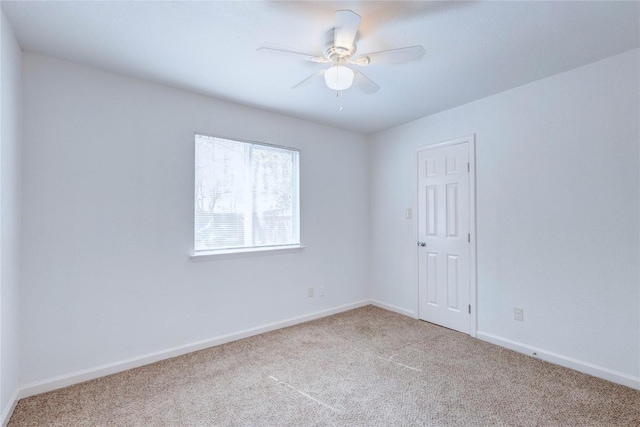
[418,141,471,334]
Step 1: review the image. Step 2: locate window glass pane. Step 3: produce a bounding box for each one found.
[251,145,294,246]
[195,135,299,252]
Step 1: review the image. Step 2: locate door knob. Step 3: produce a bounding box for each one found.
[418,241,426,247]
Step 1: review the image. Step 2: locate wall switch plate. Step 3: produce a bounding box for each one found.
[405,208,413,219]
[308,287,314,298]
[514,308,523,321]
[319,286,325,297]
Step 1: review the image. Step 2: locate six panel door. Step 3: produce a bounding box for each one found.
[418,142,471,333]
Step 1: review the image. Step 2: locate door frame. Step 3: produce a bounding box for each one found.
[413,134,477,337]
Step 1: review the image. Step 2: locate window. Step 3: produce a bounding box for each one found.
[194,135,300,254]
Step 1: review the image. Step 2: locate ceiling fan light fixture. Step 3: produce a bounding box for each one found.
[324,65,354,91]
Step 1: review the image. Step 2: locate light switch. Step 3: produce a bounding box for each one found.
[405,208,412,219]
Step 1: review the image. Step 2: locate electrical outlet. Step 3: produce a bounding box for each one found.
[514,308,523,321]
[319,286,325,297]
[308,287,314,298]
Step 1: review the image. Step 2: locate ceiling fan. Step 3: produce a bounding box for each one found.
[258,9,425,94]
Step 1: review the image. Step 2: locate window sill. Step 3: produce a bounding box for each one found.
[190,245,306,261]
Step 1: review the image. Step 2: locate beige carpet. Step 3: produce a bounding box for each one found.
[9,306,640,426]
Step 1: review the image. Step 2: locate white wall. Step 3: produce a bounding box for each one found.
[369,49,640,384]
[20,53,369,385]
[0,10,22,419]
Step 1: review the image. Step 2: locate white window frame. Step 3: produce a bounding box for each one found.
[191,134,303,260]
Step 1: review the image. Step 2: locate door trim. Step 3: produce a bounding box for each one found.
[413,134,477,337]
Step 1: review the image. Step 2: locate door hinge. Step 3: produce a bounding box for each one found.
[468,304,471,314]
[468,233,471,243]
[467,162,470,172]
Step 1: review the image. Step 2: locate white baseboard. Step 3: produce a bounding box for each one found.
[370,300,416,318]
[19,300,371,399]
[1,388,20,427]
[477,331,640,391]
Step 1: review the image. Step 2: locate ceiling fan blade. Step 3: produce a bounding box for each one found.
[353,70,380,94]
[355,46,426,66]
[257,46,329,63]
[334,10,361,49]
[292,69,326,89]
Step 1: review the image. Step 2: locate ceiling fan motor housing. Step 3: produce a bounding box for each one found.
[324,29,355,62]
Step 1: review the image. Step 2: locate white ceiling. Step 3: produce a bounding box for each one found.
[2,1,639,135]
